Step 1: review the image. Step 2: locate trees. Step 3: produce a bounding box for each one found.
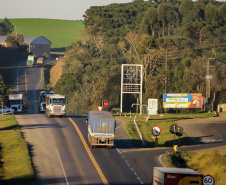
[0,18,14,35]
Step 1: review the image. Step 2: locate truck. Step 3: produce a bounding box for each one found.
[153,167,203,185]
[39,91,54,113]
[37,57,44,65]
[87,111,116,149]
[46,94,66,117]
[9,93,28,112]
[26,55,34,67]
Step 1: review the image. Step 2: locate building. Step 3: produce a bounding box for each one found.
[0,36,51,57]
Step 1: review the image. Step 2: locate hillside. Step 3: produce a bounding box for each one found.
[7,18,85,51]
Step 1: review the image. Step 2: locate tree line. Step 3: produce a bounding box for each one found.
[54,0,226,113]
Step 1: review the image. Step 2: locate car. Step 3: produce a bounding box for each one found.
[0,106,15,114]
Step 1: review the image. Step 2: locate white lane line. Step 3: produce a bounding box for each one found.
[55,147,70,185]
[116,125,123,130]
[159,154,166,167]
[114,145,143,184]
[34,68,43,113]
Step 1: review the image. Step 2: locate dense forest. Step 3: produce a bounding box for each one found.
[54,0,226,113]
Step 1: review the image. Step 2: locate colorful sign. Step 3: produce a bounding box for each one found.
[163,93,202,108]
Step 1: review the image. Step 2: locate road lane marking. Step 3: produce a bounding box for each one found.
[116,125,123,130]
[55,147,70,185]
[25,67,27,92]
[68,117,109,185]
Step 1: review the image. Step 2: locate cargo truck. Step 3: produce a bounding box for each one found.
[46,94,66,117]
[87,111,116,149]
[26,55,34,67]
[37,57,44,65]
[39,91,54,113]
[153,167,203,185]
[9,93,28,112]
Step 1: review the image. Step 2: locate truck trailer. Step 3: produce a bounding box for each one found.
[39,91,54,113]
[46,94,66,117]
[9,93,28,112]
[87,111,116,149]
[153,167,203,185]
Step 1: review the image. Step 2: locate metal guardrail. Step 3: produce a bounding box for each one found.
[134,116,146,146]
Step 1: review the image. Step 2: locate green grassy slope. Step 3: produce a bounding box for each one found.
[8,18,85,51]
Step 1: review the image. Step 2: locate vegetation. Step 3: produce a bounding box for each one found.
[54,0,226,114]
[0,115,35,185]
[115,112,215,147]
[6,18,85,51]
[166,150,226,185]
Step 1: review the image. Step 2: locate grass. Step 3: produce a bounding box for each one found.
[115,112,216,147]
[0,115,35,185]
[166,150,226,185]
[6,18,85,51]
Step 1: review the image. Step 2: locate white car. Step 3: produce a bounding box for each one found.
[0,106,15,114]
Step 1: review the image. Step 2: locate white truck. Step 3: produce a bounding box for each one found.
[87,111,116,149]
[153,167,203,185]
[9,93,28,112]
[46,94,66,117]
[39,91,54,113]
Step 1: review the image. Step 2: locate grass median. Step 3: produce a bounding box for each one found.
[0,115,35,185]
[115,112,216,147]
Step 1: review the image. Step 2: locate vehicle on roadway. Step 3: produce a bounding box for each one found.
[26,55,34,67]
[37,57,44,65]
[0,105,15,114]
[153,167,203,185]
[46,94,66,118]
[9,93,28,112]
[39,91,54,113]
[87,111,116,149]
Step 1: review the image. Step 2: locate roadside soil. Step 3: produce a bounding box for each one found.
[49,59,63,87]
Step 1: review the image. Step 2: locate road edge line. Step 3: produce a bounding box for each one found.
[68,117,109,185]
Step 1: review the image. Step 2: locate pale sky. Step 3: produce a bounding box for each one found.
[0,0,132,20]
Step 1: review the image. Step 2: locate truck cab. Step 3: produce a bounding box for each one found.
[46,94,66,117]
[9,93,28,112]
[39,91,54,113]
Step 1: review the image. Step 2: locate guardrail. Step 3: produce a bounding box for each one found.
[134,116,146,146]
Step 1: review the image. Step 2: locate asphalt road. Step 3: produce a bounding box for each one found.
[12,59,226,185]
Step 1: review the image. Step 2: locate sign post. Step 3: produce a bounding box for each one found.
[152,126,161,146]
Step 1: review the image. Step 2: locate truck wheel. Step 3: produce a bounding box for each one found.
[107,146,112,149]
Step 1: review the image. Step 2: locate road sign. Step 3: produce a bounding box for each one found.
[152,126,161,136]
[104,100,108,108]
[97,106,102,111]
[203,175,215,185]
[173,145,178,151]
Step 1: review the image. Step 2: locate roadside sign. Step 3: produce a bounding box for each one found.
[97,106,102,111]
[152,126,161,136]
[173,145,178,151]
[104,100,108,108]
[203,175,215,185]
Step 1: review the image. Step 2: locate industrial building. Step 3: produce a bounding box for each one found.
[0,36,51,57]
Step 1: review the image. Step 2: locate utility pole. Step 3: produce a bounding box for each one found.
[164,50,168,113]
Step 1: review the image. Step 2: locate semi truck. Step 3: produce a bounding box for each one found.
[153,167,203,185]
[26,55,34,67]
[9,93,28,112]
[87,111,116,149]
[46,94,66,117]
[39,91,54,113]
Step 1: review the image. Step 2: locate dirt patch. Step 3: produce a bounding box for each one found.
[50,59,64,87]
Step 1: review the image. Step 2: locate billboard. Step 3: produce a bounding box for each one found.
[163,93,202,108]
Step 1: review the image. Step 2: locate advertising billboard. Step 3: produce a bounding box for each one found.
[163,93,202,108]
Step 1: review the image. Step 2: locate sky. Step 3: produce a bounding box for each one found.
[0,0,133,20]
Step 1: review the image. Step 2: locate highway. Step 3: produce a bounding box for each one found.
[12,59,226,185]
